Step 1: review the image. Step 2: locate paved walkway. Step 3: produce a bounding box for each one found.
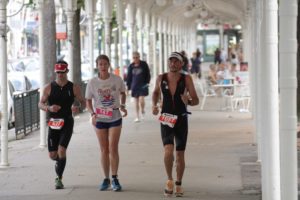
[0,89,261,200]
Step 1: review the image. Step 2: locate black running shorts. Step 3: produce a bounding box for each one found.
[160,115,188,151]
[48,116,74,152]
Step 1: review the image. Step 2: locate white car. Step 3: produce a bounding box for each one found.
[0,81,16,127]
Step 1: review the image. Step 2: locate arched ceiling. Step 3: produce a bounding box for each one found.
[123,0,249,27]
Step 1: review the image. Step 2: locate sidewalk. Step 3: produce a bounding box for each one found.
[0,93,261,200]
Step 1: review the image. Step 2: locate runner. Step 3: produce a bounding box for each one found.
[152,52,199,197]
[38,60,86,189]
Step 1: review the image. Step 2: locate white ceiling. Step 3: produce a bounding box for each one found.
[123,0,249,27]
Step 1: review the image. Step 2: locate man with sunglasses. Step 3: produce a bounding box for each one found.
[126,51,151,122]
[38,60,86,189]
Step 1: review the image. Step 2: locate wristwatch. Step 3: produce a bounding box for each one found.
[91,112,96,117]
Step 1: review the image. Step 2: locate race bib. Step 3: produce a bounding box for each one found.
[95,107,113,119]
[48,118,64,130]
[159,113,178,128]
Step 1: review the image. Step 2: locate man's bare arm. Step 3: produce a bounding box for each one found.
[185,75,199,106]
[38,84,51,111]
[73,84,86,110]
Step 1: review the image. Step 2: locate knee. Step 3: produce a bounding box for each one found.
[57,148,66,159]
[100,146,109,155]
[49,152,58,160]
[109,146,119,157]
[164,145,174,156]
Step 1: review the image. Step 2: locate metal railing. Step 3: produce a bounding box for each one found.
[13,89,40,139]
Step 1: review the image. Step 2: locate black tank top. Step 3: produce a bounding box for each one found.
[160,73,187,116]
[48,81,74,118]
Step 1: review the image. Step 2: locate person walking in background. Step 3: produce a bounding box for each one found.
[152,52,199,197]
[86,55,127,192]
[126,51,151,122]
[38,60,86,189]
[190,51,201,80]
[180,50,189,74]
[214,48,221,64]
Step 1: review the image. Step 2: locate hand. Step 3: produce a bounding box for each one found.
[71,105,80,114]
[180,94,189,105]
[49,105,61,113]
[120,107,127,117]
[91,114,96,126]
[152,106,159,115]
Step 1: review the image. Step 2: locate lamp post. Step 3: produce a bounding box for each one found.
[85,0,96,79]
[63,0,77,82]
[0,0,9,168]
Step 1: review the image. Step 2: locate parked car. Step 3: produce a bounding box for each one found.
[0,72,33,127]
[22,57,40,89]
[0,81,16,127]
[7,72,32,92]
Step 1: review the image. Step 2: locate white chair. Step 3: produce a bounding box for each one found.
[200,78,217,110]
[224,83,251,112]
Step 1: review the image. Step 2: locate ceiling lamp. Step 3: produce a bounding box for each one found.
[156,0,167,6]
[200,8,208,18]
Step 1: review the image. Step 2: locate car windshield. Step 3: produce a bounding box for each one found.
[24,60,39,71]
[10,79,23,91]
[11,61,26,71]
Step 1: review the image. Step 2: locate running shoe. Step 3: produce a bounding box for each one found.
[111,178,122,191]
[164,180,174,197]
[134,118,140,123]
[55,177,64,189]
[175,185,184,197]
[99,178,110,191]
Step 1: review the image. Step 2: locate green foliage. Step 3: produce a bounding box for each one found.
[77,0,85,10]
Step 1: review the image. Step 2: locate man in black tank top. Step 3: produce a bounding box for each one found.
[39,61,86,189]
[152,52,199,197]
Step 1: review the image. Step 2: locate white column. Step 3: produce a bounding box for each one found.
[102,0,113,58]
[37,0,47,148]
[103,18,111,57]
[66,11,75,82]
[116,0,124,79]
[127,2,137,53]
[219,25,224,49]
[163,21,168,73]
[158,19,163,75]
[174,25,178,51]
[261,0,281,199]
[255,0,263,163]
[136,8,143,55]
[151,15,157,80]
[145,12,151,63]
[279,1,297,200]
[0,0,9,168]
[85,0,96,78]
[172,26,176,51]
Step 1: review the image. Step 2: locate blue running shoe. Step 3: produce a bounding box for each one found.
[99,178,110,191]
[111,178,122,191]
